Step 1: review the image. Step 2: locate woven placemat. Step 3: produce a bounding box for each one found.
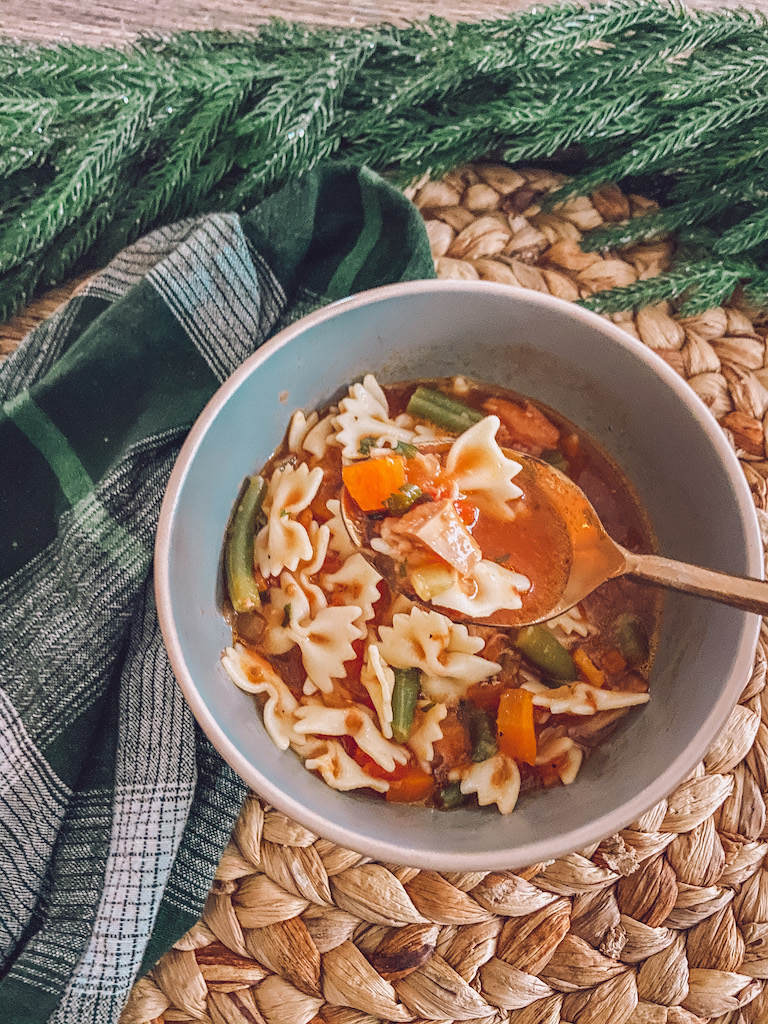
[8,167,768,1024]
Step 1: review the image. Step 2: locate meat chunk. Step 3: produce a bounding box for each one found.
[483,397,560,454]
[386,498,482,575]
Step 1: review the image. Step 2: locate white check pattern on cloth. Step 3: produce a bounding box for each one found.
[48,584,196,1023]
[149,213,285,383]
[0,688,72,971]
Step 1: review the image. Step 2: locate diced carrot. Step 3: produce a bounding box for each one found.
[385,766,435,803]
[573,648,606,688]
[497,688,537,766]
[483,397,560,450]
[601,647,628,674]
[454,499,480,528]
[342,455,406,511]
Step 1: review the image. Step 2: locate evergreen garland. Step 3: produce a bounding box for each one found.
[1,1,768,322]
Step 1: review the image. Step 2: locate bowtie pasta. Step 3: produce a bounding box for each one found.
[222,376,658,813]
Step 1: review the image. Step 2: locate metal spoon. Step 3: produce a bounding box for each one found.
[341,447,768,628]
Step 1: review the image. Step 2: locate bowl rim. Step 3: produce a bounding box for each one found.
[155,278,763,868]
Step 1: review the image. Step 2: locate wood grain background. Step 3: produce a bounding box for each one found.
[4,0,765,45]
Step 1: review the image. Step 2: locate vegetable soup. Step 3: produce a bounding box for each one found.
[221,375,660,814]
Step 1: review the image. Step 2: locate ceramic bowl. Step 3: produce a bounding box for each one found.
[155,280,762,869]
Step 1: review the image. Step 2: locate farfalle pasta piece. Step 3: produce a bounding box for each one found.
[522,679,650,715]
[408,703,448,771]
[296,520,331,616]
[536,735,584,785]
[305,740,389,793]
[325,498,358,560]
[294,604,364,693]
[294,704,408,774]
[221,644,300,751]
[303,411,337,458]
[434,559,531,618]
[334,374,417,460]
[322,553,382,630]
[377,607,499,703]
[549,605,595,638]
[254,462,324,577]
[261,571,313,655]
[444,415,523,520]
[361,643,395,739]
[459,753,521,815]
[288,409,319,453]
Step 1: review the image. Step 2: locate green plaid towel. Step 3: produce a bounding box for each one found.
[0,164,434,1024]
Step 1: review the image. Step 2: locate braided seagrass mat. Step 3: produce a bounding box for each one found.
[7,166,768,1024]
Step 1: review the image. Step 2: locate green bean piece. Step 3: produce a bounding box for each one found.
[513,625,578,681]
[225,474,266,613]
[438,781,468,809]
[615,614,649,665]
[406,386,484,434]
[470,710,498,762]
[386,483,423,515]
[541,448,568,474]
[394,440,418,458]
[391,668,421,744]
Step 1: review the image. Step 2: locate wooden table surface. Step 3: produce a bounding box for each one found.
[5,0,763,45]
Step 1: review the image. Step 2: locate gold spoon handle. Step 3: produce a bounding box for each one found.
[623,550,768,616]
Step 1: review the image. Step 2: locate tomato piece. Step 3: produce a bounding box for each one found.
[353,747,411,782]
[454,499,479,528]
[466,679,506,715]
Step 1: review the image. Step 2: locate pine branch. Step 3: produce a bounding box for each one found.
[716,206,768,256]
[2,6,768,321]
[0,91,153,272]
[221,39,371,210]
[582,177,767,251]
[580,260,749,317]
[745,269,768,308]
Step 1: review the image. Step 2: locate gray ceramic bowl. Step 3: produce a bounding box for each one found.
[155,280,762,870]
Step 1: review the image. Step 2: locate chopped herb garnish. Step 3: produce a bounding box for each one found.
[494,553,511,564]
[281,603,292,627]
[359,436,378,456]
[279,507,289,517]
[394,440,418,458]
[386,483,423,515]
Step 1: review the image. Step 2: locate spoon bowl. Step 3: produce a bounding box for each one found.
[342,446,768,627]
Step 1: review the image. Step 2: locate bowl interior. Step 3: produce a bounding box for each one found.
[157,281,761,869]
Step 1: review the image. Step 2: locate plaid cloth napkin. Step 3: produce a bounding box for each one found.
[0,164,434,1024]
